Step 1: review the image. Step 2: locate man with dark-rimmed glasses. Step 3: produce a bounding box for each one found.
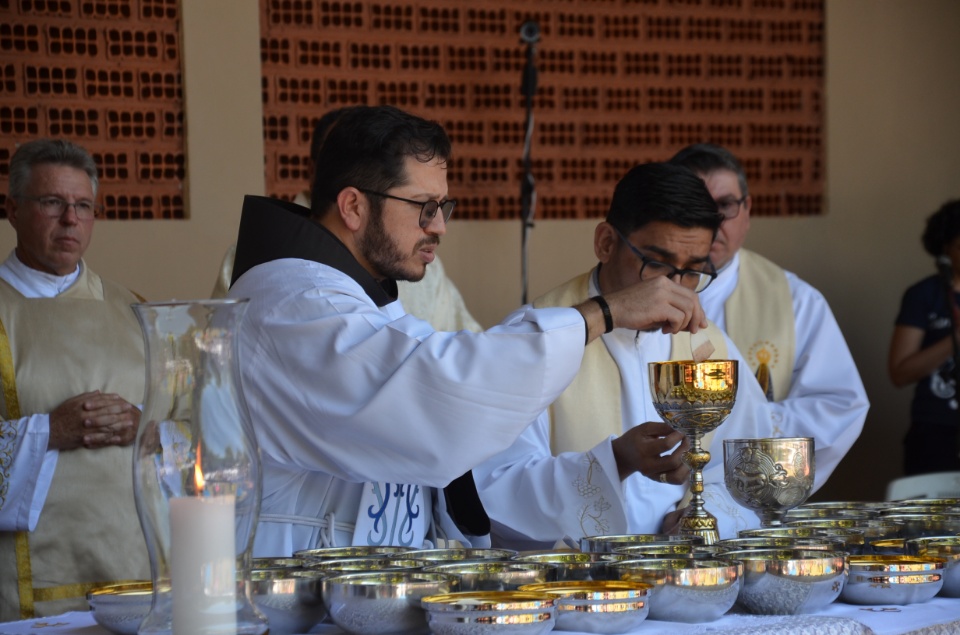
[228,106,714,556]
[473,162,777,548]
[671,143,867,504]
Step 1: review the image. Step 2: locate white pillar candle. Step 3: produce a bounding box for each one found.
[170,495,237,635]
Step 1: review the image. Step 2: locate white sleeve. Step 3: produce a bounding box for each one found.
[473,409,629,547]
[767,277,869,491]
[0,413,58,531]
[235,267,587,490]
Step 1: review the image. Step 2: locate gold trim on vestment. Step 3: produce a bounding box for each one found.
[0,317,32,619]
[0,316,20,421]
[14,532,33,619]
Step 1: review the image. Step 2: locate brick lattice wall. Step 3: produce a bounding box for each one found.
[0,0,183,220]
[260,0,825,220]
[0,0,824,222]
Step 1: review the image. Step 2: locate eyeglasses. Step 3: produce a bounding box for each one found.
[716,195,747,220]
[613,227,717,293]
[357,188,456,229]
[24,196,103,220]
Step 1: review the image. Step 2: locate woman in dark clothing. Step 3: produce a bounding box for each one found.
[889,200,960,475]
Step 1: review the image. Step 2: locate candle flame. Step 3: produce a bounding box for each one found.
[194,443,205,493]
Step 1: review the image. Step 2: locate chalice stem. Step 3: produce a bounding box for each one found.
[679,431,720,545]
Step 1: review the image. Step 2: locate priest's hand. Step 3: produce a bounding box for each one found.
[576,277,708,345]
[48,391,141,451]
[611,421,691,482]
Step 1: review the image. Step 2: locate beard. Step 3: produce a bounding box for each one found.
[359,206,437,282]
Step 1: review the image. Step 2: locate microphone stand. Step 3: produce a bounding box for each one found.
[519,21,539,305]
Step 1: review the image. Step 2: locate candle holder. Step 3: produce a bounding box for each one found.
[648,360,738,545]
[132,300,267,635]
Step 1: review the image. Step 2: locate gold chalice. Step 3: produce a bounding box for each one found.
[649,360,738,545]
[723,437,815,528]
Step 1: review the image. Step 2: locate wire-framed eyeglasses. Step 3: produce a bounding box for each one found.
[613,227,717,293]
[358,188,456,229]
[24,196,103,220]
[716,195,747,220]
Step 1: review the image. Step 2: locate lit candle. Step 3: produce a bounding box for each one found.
[170,462,237,635]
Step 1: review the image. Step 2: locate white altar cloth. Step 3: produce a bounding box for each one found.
[2,597,958,635]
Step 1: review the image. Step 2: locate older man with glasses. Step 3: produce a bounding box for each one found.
[671,143,867,501]
[0,139,147,619]
[472,162,775,548]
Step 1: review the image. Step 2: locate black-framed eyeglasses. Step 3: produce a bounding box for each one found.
[613,227,717,293]
[357,188,456,229]
[24,196,103,220]
[716,195,747,220]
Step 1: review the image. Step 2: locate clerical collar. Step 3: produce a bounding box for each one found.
[0,249,81,299]
[232,195,398,307]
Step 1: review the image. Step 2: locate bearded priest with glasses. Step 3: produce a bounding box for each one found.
[228,106,714,556]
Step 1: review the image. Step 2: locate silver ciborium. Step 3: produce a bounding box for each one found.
[649,360,738,545]
[723,437,815,527]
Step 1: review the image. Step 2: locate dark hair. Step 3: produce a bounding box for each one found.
[308,106,355,164]
[9,138,98,201]
[607,162,722,237]
[669,143,749,197]
[922,199,960,257]
[310,105,452,217]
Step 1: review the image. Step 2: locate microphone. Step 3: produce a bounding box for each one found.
[520,20,540,44]
[937,254,954,282]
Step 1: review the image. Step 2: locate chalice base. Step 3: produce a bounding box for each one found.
[678,509,720,545]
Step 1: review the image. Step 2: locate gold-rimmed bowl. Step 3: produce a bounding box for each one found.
[306,556,429,574]
[322,571,459,635]
[722,549,846,615]
[421,591,556,635]
[519,580,651,633]
[784,507,877,521]
[613,542,696,559]
[86,581,153,635]
[580,533,703,553]
[907,536,960,597]
[513,551,620,581]
[881,513,960,539]
[739,526,866,555]
[295,545,416,562]
[250,568,327,635]
[717,536,848,553]
[787,518,903,552]
[423,561,554,591]
[841,555,946,605]
[397,547,518,563]
[608,558,741,622]
[251,556,306,570]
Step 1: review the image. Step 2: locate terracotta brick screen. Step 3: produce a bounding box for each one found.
[260,0,825,220]
[0,0,183,220]
[0,0,823,221]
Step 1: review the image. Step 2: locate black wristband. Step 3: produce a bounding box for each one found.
[591,295,614,334]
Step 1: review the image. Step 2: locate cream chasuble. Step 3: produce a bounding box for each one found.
[724,249,795,402]
[0,268,148,620]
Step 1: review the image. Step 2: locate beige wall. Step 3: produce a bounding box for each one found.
[3,0,958,500]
